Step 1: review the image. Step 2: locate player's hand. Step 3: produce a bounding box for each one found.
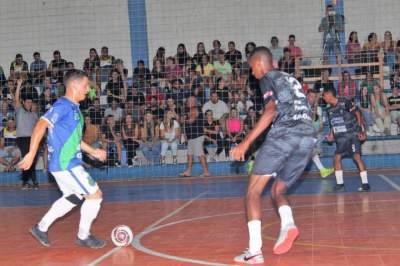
[230,142,249,161]
[358,131,366,142]
[91,148,107,162]
[18,152,35,170]
[326,132,334,143]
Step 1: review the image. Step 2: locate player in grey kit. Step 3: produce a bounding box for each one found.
[231,46,316,264]
[322,87,370,192]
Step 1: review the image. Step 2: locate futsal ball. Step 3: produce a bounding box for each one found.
[111,225,134,247]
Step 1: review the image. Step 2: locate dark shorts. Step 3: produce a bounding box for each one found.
[252,128,316,188]
[335,134,361,157]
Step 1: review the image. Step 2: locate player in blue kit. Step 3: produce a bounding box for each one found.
[231,47,316,264]
[19,70,107,249]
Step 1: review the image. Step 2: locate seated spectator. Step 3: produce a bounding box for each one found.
[359,86,375,134]
[371,85,391,135]
[10,54,29,82]
[148,96,164,121]
[165,57,183,81]
[231,64,247,92]
[192,42,207,65]
[104,99,124,122]
[39,87,56,115]
[196,54,214,78]
[48,66,64,97]
[338,70,357,100]
[381,31,396,71]
[165,97,181,121]
[83,115,102,147]
[133,59,151,88]
[140,111,161,164]
[2,117,17,147]
[244,107,259,133]
[175,43,191,67]
[225,41,242,66]
[215,77,230,103]
[225,107,244,152]
[101,115,122,166]
[99,46,115,82]
[20,81,39,103]
[114,58,129,80]
[153,46,166,66]
[362,32,380,73]
[286,34,303,59]
[202,90,229,121]
[390,70,400,89]
[0,137,20,172]
[213,51,232,81]
[244,42,257,60]
[236,90,254,119]
[269,36,284,64]
[209,39,224,63]
[83,48,100,84]
[151,59,166,83]
[388,85,400,131]
[48,50,67,73]
[294,71,309,94]
[88,98,104,126]
[106,69,126,104]
[346,31,362,63]
[160,110,180,164]
[278,48,295,74]
[66,61,75,71]
[0,65,6,87]
[360,71,379,95]
[314,69,334,107]
[164,79,187,108]
[146,83,165,106]
[121,114,140,167]
[203,109,226,159]
[30,52,47,86]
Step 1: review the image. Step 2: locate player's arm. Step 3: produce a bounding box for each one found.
[18,119,49,170]
[80,141,106,162]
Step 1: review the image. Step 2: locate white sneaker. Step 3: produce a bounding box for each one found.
[273,224,299,255]
[233,249,264,264]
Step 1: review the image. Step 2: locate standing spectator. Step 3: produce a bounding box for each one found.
[213,51,232,81]
[192,42,207,65]
[286,34,303,59]
[152,47,166,66]
[225,41,242,66]
[362,33,380,73]
[346,31,361,63]
[359,71,379,95]
[0,137,20,172]
[165,57,183,81]
[195,55,214,78]
[133,60,151,88]
[139,111,161,164]
[209,39,224,63]
[359,86,375,134]
[30,52,47,86]
[371,85,391,135]
[48,50,67,74]
[175,43,191,67]
[83,48,100,84]
[388,85,400,132]
[202,90,229,121]
[269,36,284,63]
[15,79,39,189]
[180,96,210,177]
[106,69,126,104]
[278,48,295,74]
[10,54,29,82]
[160,110,180,164]
[121,114,140,167]
[99,46,115,82]
[338,71,357,100]
[101,115,122,166]
[104,99,124,123]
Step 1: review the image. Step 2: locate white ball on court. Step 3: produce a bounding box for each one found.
[111,225,133,247]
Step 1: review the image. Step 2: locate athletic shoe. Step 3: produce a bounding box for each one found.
[358,183,371,192]
[32,183,39,190]
[320,167,334,178]
[334,184,345,191]
[75,235,106,249]
[273,224,299,255]
[29,224,50,247]
[246,160,254,175]
[21,183,31,190]
[233,249,264,264]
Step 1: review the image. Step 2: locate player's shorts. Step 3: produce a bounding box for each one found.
[335,133,361,157]
[51,165,99,196]
[252,128,316,188]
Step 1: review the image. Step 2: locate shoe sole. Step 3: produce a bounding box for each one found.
[273,227,299,255]
[29,228,50,247]
[75,240,106,249]
[233,258,264,265]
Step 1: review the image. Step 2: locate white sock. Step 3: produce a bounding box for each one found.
[312,155,324,170]
[360,171,368,184]
[278,205,294,228]
[248,220,262,254]
[335,170,344,185]
[38,197,76,232]
[78,198,102,240]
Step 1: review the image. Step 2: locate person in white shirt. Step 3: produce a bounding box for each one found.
[159,110,181,164]
[202,90,229,121]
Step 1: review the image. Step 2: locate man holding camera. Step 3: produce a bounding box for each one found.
[319,4,344,63]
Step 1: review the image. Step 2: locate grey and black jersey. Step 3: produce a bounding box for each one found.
[326,97,359,137]
[259,70,315,136]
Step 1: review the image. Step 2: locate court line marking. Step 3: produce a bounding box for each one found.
[130,198,400,266]
[378,174,400,191]
[87,190,208,266]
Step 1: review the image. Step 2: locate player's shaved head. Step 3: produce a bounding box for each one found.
[64,69,90,103]
[64,69,89,88]
[248,46,274,79]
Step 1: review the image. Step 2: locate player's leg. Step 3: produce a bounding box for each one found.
[334,153,345,190]
[351,134,370,192]
[334,136,348,190]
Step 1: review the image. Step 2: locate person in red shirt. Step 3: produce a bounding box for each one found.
[286,34,303,59]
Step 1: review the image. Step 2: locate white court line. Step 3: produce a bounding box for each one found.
[87,191,208,266]
[378,174,400,191]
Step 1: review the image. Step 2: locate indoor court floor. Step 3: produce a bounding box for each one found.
[1,171,400,266]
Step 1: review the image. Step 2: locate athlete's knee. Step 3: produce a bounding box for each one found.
[85,188,103,200]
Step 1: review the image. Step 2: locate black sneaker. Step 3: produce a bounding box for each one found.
[334,184,345,191]
[358,183,371,192]
[75,235,106,249]
[29,225,50,247]
[32,183,39,190]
